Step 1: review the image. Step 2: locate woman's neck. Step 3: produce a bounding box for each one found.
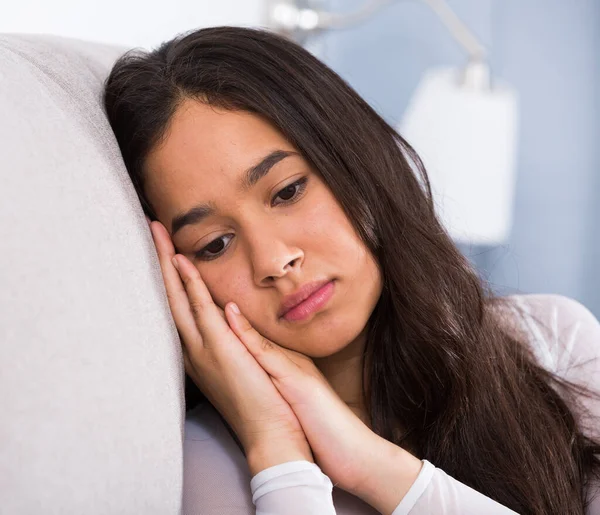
[313,328,370,426]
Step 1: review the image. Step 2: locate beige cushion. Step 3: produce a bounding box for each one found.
[0,33,184,514]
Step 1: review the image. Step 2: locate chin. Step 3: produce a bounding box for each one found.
[307,346,351,359]
[293,315,369,359]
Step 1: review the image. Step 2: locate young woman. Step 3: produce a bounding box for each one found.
[103,26,600,514]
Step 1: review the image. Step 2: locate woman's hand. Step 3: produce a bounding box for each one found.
[226,308,372,492]
[148,220,312,474]
[227,308,423,512]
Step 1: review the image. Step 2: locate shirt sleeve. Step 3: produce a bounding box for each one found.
[391,460,518,515]
[250,460,336,514]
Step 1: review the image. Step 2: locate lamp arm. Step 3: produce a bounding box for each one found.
[316,0,395,30]
[420,0,486,61]
[312,0,487,61]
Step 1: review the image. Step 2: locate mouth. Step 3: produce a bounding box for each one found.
[279,279,336,322]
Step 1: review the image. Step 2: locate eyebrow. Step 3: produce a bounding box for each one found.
[170,149,296,236]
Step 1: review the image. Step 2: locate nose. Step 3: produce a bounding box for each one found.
[249,231,304,286]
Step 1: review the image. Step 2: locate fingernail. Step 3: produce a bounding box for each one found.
[230,303,240,315]
[171,256,179,270]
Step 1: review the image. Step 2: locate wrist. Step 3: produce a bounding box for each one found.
[353,436,423,515]
[246,437,314,477]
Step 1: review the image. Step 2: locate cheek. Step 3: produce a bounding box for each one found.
[202,267,250,310]
[304,191,369,264]
[202,267,272,331]
[313,193,383,304]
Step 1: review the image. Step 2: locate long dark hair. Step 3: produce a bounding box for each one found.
[103,26,599,514]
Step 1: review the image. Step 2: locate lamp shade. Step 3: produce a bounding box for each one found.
[399,66,519,245]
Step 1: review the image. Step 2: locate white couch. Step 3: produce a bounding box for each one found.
[0,33,185,514]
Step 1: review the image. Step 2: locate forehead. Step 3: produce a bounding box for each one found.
[144,99,295,221]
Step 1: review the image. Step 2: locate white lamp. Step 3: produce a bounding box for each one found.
[400,61,519,245]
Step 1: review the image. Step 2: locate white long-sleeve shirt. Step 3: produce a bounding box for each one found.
[183,294,600,514]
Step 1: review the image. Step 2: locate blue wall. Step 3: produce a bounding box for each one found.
[320,0,600,316]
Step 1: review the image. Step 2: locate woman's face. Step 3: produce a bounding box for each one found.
[144,99,382,358]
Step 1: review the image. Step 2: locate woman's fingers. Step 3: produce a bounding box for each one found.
[171,253,231,347]
[182,346,194,374]
[226,302,297,381]
[149,221,204,348]
[150,221,235,357]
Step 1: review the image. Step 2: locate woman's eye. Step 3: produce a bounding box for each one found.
[272,177,308,206]
[195,234,233,261]
[193,178,308,262]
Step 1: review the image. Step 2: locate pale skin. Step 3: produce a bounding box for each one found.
[145,98,423,514]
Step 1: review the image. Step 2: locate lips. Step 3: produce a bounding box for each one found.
[279,279,335,322]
